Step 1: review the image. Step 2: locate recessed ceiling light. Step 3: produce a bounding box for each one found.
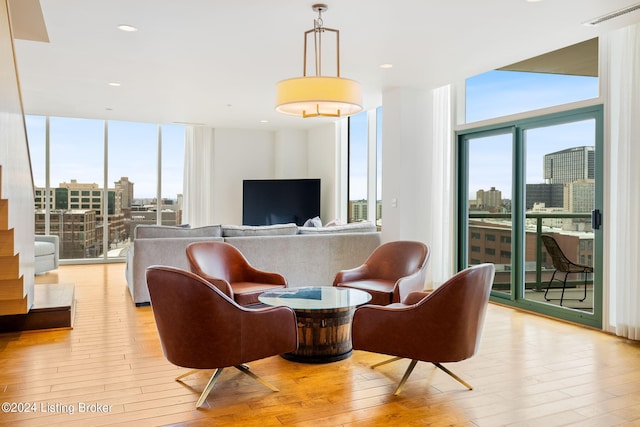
[260,120,269,123]
[380,63,393,69]
[117,24,138,32]
[108,82,121,87]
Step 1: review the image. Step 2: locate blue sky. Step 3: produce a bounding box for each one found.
[466,70,598,123]
[27,116,185,199]
[348,107,382,201]
[465,70,598,199]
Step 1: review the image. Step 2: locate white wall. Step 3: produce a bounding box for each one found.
[274,129,307,178]
[0,0,34,313]
[380,87,432,244]
[380,87,458,288]
[200,124,339,226]
[212,128,275,224]
[308,123,341,225]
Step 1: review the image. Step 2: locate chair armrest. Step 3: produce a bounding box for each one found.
[402,291,431,305]
[240,305,298,360]
[394,269,427,303]
[35,235,59,267]
[196,273,234,299]
[333,264,371,286]
[245,267,287,286]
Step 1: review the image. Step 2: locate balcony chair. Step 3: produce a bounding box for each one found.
[351,263,495,395]
[186,241,287,306]
[540,234,592,306]
[146,266,297,408]
[333,241,430,305]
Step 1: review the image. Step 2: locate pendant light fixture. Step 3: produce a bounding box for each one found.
[275,4,363,118]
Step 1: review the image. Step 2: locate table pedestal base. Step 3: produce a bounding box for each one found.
[283,306,355,363]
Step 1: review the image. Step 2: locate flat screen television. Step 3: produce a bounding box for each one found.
[242,179,321,226]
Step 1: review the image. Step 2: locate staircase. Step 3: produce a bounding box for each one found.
[0,168,29,314]
[0,165,74,331]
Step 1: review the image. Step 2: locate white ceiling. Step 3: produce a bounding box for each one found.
[11,0,640,131]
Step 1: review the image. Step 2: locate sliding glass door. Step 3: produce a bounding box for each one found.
[457,106,603,327]
[459,128,515,296]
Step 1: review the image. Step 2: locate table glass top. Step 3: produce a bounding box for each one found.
[259,286,371,310]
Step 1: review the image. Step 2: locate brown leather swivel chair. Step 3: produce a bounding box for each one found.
[186,241,287,306]
[146,266,298,408]
[333,241,430,305]
[351,263,495,395]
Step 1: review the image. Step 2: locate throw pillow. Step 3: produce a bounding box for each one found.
[303,216,323,227]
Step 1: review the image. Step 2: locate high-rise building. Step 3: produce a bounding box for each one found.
[544,146,594,184]
[35,209,97,259]
[475,187,502,211]
[40,179,123,216]
[564,179,595,213]
[114,177,134,210]
[348,200,382,224]
[35,180,131,257]
[525,183,564,209]
[34,188,55,210]
[349,200,368,222]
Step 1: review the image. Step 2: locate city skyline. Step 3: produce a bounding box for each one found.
[26,116,185,199]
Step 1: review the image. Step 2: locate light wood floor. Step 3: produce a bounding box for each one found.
[1,264,640,426]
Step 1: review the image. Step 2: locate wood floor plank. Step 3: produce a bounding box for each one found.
[0,263,638,426]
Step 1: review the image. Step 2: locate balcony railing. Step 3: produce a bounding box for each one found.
[468,212,593,308]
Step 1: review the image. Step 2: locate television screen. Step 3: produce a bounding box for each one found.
[242,179,321,226]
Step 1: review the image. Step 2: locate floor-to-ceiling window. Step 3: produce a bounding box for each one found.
[27,116,185,263]
[161,124,186,223]
[348,107,382,228]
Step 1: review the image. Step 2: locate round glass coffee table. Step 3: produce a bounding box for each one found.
[259,286,371,363]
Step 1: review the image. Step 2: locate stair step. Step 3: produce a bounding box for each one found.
[0,277,24,300]
[0,228,14,256]
[0,284,75,331]
[0,294,28,315]
[0,254,18,280]
[0,199,7,230]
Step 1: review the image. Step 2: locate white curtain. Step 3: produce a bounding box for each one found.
[428,84,455,287]
[182,126,216,227]
[605,23,640,340]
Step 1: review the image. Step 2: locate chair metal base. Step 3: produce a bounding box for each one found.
[371,357,473,395]
[176,364,280,408]
[544,270,589,306]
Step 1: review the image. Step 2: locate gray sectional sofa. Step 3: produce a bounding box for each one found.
[125,222,382,305]
[35,234,59,275]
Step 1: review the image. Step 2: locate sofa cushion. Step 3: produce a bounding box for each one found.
[134,225,222,239]
[298,221,377,234]
[222,223,299,237]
